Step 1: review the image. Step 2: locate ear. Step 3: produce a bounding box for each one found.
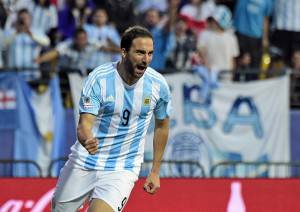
[121,48,127,58]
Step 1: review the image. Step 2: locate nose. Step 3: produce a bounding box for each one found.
[142,53,152,64]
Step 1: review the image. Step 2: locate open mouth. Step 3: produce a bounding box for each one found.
[136,65,146,71]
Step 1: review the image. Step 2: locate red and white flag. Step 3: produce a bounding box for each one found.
[0,89,16,110]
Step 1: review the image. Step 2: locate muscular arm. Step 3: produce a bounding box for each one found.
[77,113,99,154]
[144,118,169,194]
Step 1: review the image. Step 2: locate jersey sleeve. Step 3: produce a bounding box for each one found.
[79,75,102,115]
[154,80,172,120]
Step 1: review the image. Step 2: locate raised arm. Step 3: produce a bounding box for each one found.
[35,50,59,64]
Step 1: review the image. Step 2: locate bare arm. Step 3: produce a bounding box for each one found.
[100,38,121,53]
[262,17,270,49]
[144,118,169,195]
[77,113,99,154]
[35,50,59,64]
[30,32,50,47]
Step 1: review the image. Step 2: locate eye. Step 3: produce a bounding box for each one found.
[136,50,145,55]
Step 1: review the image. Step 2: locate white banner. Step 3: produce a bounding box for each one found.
[69,73,290,177]
[144,73,290,177]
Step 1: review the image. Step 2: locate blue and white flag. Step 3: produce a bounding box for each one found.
[12,74,65,177]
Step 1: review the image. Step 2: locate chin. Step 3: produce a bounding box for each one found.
[134,72,144,79]
[134,68,146,78]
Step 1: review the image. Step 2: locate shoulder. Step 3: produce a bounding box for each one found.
[87,62,116,80]
[82,62,115,93]
[145,67,169,90]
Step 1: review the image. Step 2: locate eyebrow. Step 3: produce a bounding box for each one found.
[136,49,153,54]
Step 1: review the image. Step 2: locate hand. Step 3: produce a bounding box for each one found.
[143,172,160,195]
[83,138,99,155]
[34,57,41,64]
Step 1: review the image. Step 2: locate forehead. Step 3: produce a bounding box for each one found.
[20,11,30,17]
[75,32,87,39]
[95,9,106,17]
[130,37,153,51]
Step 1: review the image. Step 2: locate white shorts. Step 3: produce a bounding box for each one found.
[52,160,139,211]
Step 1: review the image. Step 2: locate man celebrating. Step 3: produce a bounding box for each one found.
[52,25,172,212]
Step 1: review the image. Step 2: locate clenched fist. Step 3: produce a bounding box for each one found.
[83,138,99,154]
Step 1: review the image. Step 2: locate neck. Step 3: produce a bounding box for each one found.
[117,61,138,85]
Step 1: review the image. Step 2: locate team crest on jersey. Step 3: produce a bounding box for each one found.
[82,96,93,109]
[143,96,151,106]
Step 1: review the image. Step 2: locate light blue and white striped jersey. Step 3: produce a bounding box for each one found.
[272,0,300,31]
[83,24,121,68]
[5,31,40,69]
[5,28,50,68]
[69,62,171,175]
[56,39,100,74]
[29,3,58,34]
[4,28,49,80]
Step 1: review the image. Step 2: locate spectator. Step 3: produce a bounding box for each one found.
[233,0,273,69]
[266,45,286,78]
[95,0,137,34]
[47,27,64,49]
[166,17,197,72]
[290,50,300,107]
[179,0,216,34]
[3,0,32,31]
[196,5,239,80]
[135,0,168,14]
[0,1,7,28]
[3,8,50,80]
[58,0,94,39]
[271,0,300,66]
[180,0,216,22]
[29,0,58,34]
[35,28,102,75]
[83,7,120,67]
[292,50,300,72]
[143,8,176,72]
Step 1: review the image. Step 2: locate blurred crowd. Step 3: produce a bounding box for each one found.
[0,0,299,104]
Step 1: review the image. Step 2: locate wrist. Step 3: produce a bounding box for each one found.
[151,163,161,174]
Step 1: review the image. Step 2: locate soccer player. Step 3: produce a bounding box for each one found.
[52,25,172,212]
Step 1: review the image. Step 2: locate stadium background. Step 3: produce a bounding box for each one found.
[0,0,300,211]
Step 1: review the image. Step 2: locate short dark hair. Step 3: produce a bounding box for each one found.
[74,28,87,37]
[120,25,153,51]
[17,8,30,17]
